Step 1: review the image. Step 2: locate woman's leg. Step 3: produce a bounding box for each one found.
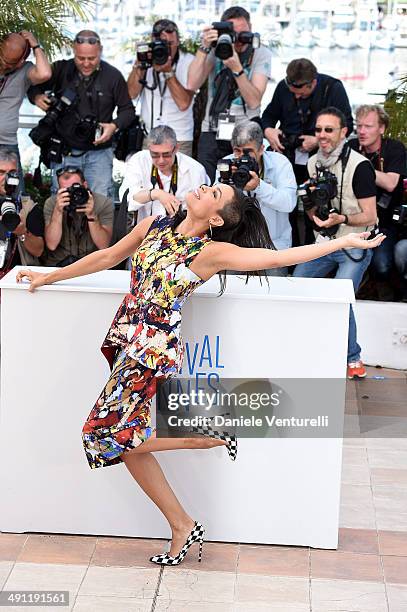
[122,436,225,556]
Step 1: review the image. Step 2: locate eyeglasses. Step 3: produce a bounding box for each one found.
[315,127,342,134]
[150,148,175,160]
[285,77,313,89]
[74,36,100,45]
[56,166,81,177]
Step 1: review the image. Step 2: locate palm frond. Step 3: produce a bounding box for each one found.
[0,0,93,58]
[384,74,407,146]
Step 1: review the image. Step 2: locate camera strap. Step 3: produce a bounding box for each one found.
[0,74,10,96]
[209,47,253,130]
[150,157,178,196]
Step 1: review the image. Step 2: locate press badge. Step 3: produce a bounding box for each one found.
[295,148,309,165]
[315,232,331,243]
[216,113,236,141]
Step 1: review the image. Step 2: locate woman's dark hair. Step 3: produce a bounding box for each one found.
[172,186,275,293]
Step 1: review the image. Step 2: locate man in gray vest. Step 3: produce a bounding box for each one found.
[293,107,377,379]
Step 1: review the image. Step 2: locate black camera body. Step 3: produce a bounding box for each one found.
[65,183,89,213]
[74,115,99,143]
[217,150,259,189]
[0,171,22,232]
[29,89,76,148]
[280,133,304,151]
[211,22,260,60]
[392,204,407,227]
[136,40,170,69]
[298,167,339,236]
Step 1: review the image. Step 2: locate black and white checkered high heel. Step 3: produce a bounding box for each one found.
[150,521,205,566]
[191,416,238,461]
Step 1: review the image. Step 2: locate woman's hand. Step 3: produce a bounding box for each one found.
[16,269,50,292]
[344,231,386,250]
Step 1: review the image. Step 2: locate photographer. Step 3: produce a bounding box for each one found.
[0,32,51,182]
[0,150,44,273]
[28,31,135,198]
[127,19,195,157]
[261,59,353,246]
[350,104,407,300]
[293,107,377,379]
[187,5,272,182]
[119,125,208,223]
[216,120,296,273]
[42,167,113,267]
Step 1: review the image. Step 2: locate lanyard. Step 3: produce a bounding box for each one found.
[0,75,9,96]
[361,139,384,172]
[151,157,178,196]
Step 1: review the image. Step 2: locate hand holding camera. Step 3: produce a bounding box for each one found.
[75,191,95,220]
[299,135,318,152]
[264,128,285,152]
[217,150,260,190]
[93,122,115,146]
[56,184,90,215]
[55,188,71,213]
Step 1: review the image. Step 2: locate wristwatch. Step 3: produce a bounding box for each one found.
[198,45,211,55]
[163,70,175,81]
[232,69,245,78]
[342,214,349,225]
[32,44,41,51]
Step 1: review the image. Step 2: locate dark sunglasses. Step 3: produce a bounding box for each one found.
[285,77,313,89]
[56,166,82,177]
[74,35,100,45]
[314,126,342,134]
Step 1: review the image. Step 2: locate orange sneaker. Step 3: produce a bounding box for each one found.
[347,361,367,379]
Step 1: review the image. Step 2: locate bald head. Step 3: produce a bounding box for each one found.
[0,33,29,73]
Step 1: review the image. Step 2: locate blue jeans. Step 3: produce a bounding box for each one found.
[51,147,114,198]
[293,248,373,363]
[371,226,398,279]
[394,239,407,280]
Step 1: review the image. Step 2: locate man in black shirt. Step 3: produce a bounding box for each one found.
[350,104,407,300]
[0,149,44,275]
[28,30,135,199]
[261,59,353,245]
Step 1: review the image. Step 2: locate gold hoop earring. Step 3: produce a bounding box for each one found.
[208,221,213,238]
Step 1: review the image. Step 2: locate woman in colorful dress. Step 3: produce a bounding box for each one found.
[16,183,384,566]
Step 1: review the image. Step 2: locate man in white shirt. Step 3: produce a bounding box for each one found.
[127,19,195,157]
[216,121,297,274]
[119,125,209,222]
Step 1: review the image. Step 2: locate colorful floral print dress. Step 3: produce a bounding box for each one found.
[82,215,210,469]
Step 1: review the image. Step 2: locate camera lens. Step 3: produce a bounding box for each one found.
[215,34,234,60]
[1,200,20,232]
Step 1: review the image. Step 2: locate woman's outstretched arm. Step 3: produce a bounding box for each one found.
[16,215,157,292]
[208,232,386,275]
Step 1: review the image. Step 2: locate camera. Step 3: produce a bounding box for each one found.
[211,22,260,60]
[298,166,339,236]
[217,149,259,189]
[392,204,407,226]
[0,171,21,232]
[74,115,100,144]
[280,133,304,151]
[65,183,89,213]
[136,40,170,69]
[29,89,76,148]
